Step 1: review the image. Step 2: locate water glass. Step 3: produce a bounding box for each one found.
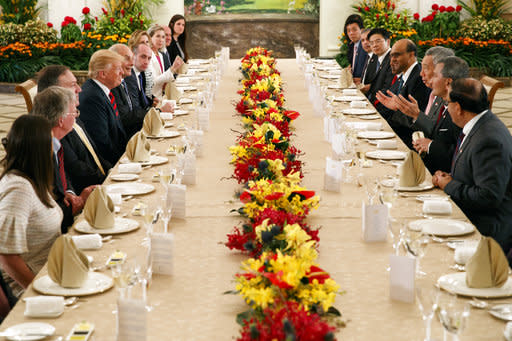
[415,283,440,341]
[437,292,470,341]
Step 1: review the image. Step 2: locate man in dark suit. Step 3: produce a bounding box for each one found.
[32,87,95,232]
[365,28,393,104]
[358,29,377,92]
[162,26,173,71]
[37,65,112,194]
[375,39,431,148]
[433,78,512,254]
[344,14,367,80]
[79,50,128,165]
[407,57,467,173]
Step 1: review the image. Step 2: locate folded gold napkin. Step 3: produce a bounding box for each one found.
[339,67,354,88]
[399,151,426,187]
[178,63,188,75]
[412,131,425,142]
[466,236,509,288]
[83,186,115,229]
[125,131,151,162]
[48,235,89,288]
[164,81,181,101]
[143,107,164,136]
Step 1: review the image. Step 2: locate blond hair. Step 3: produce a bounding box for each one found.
[147,24,165,50]
[128,29,150,50]
[88,49,124,78]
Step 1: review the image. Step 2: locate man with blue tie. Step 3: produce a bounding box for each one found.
[344,14,368,80]
[78,50,128,165]
[433,78,512,255]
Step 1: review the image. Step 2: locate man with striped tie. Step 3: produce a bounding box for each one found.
[79,50,128,165]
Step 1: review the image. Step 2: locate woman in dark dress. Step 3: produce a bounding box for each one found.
[167,14,189,65]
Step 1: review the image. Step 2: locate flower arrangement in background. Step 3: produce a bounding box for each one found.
[411,3,462,40]
[457,0,510,19]
[225,47,343,340]
[353,0,411,34]
[0,0,40,24]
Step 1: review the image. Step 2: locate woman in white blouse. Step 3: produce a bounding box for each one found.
[147,24,183,98]
[0,115,62,297]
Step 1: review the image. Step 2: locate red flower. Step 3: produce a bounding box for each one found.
[82,7,90,15]
[263,271,293,289]
[456,5,462,12]
[121,9,125,16]
[376,13,380,19]
[130,17,134,24]
[306,265,330,284]
[392,3,395,9]
[364,6,369,11]
[386,1,391,8]
[140,19,144,26]
[425,14,434,22]
[110,17,115,24]
[396,14,400,19]
[358,6,361,12]
[84,23,91,30]
[61,21,68,27]
[439,5,446,12]
[46,22,53,28]
[447,5,455,12]
[95,16,98,21]
[292,190,316,199]
[413,12,420,20]
[240,191,252,203]
[102,7,108,15]
[284,110,300,120]
[432,4,439,10]
[264,192,284,201]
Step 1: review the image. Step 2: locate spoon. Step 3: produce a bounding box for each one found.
[64,296,78,306]
[469,297,511,309]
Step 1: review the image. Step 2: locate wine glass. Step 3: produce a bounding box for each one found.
[134,247,153,312]
[158,168,173,190]
[140,202,155,246]
[161,194,173,233]
[437,292,470,341]
[415,283,440,341]
[404,229,430,277]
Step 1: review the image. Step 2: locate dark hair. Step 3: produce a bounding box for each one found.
[343,14,364,39]
[438,56,469,81]
[368,28,390,41]
[36,65,70,93]
[449,78,489,114]
[0,115,54,208]
[404,39,417,56]
[169,14,188,62]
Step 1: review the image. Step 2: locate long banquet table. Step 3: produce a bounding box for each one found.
[0,59,508,340]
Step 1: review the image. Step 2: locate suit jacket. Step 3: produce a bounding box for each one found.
[53,150,74,233]
[361,53,378,85]
[78,79,127,165]
[347,41,367,78]
[380,63,431,148]
[61,119,112,194]
[422,107,462,174]
[112,79,148,139]
[411,95,445,137]
[162,49,171,71]
[366,52,393,104]
[445,110,512,253]
[167,37,185,65]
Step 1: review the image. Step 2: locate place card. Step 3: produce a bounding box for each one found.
[324,157,343,192]
[331,133,347,158]
[168,184,186,219]
[323,116,337,143]
[196,106,210,131]
[181,152,196,185]
[187,129,204,157]
[150,233,174,275]
[117,298,147,341]
[389,254,416,303]
[362,203,388,242]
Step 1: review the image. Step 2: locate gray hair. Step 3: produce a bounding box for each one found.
[425,46,455,65]
[32,86,75,127]
[438,56,469,81]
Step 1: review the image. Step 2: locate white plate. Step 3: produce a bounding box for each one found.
[342,108,377,115]
[438,273,512,298]
[490,304,512,321]
[106,183,155,196]
[319,74,340,79]
[357,131,395,139]
[179,98,193,104]
[3,322,55,340]
[409,219,475,236]
[334,96,367,102]
[176,86,197,91]
[147,130,181,139]
[327,84,343,90]
[359,114,381,120]
[174,109,189,116]
[163,122,174,128]
[416,194,449,202]
[110,173,139,182]
[74,217,140,235]
[33,272,114,297]
[366,150,407,160]
[397,181,435,192]
[447,240,479,250]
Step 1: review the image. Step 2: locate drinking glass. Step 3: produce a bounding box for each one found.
[437,292,470,341]
[161,194,173,233]
[134,247,153,312]
[140,202,156,245]
[158,168,173,190]
[404,229,430,277]
[415,283,440,341]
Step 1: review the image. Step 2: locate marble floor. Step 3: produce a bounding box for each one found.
[0,86,511,160]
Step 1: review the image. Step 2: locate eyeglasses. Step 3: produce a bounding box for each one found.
[64,110,80,118]
[370,39,385,46]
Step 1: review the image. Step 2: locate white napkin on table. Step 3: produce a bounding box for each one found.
[72,234,103,250]
[454,245,478,265]
[24,296,64,317]
[350,101,367,108]
[377,140,397,150]
[346,122,382,131]
[422,200,452,215]
[118,163,142,174]
[160,112,174,120]
[342,88,358,96]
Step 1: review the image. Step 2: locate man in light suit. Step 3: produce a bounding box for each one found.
[375,39,431,148]
[79,50,127,165]
[433,78,512,254]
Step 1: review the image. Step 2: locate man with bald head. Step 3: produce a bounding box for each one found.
[375,39,430,147]
[433,78,512,254]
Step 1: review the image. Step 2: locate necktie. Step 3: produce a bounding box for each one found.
[397,76,404,94]
[376,58,381,71]
[139,73,149,107]
[57,147,67,192]
[108,91,119,117]
[352,43,358,72]
[361,55,370,83]
[435,105,446,127]
[451,132,465,173]
[73,123,105,176]
[121,80,132,111]
[424,93,436,117]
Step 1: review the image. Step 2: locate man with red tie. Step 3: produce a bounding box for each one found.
[78,50,128,165]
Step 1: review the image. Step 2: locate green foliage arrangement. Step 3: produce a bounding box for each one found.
[352,0,411,34]
[457,15,512,41]
[0,20,58,46]
[0,0,40,24]
[457,0,510,20]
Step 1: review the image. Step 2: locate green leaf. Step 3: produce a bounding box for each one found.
[236,309,255,326]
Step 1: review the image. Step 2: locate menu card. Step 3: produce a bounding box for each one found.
[362,203,388,242]
[389,255,416,303]
[117,298,147,341]
[324,157,343,192]
[151,232,174,275]
[168,184,186,219]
